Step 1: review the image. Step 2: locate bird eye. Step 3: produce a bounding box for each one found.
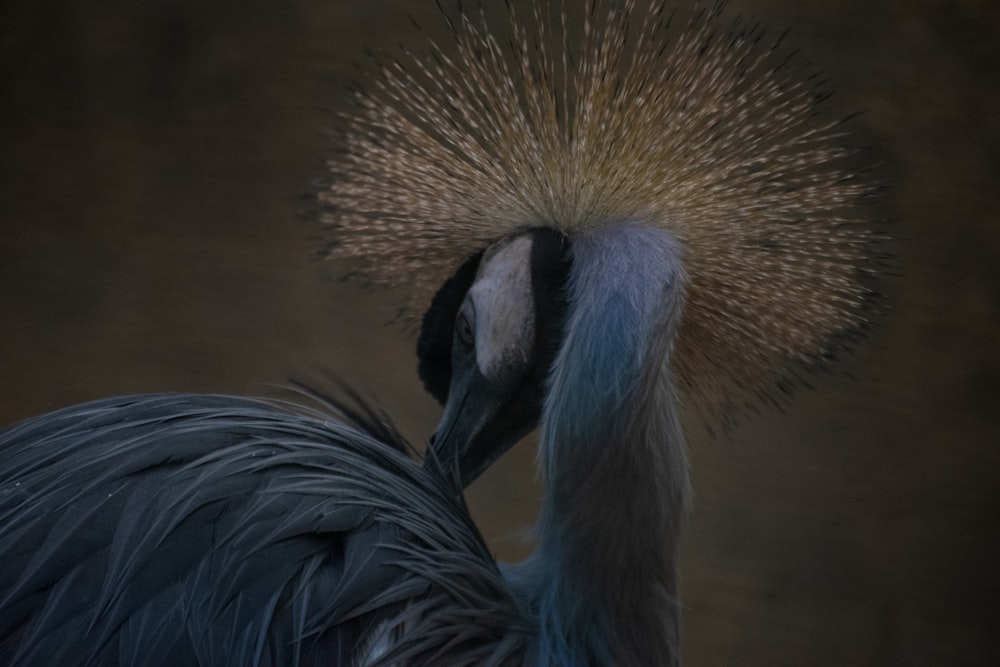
[456,310,475,348]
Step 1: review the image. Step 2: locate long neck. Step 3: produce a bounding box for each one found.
[524,224,689,667]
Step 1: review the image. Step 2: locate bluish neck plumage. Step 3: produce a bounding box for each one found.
[515,224,689,667]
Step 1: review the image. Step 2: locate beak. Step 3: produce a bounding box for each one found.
[423,368,538,489]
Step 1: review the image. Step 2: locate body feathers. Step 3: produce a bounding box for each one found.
[0,394,527,666]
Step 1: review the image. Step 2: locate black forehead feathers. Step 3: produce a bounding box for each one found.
[527,227,573,367]
[417,250,482,404]
[528,227,572,298]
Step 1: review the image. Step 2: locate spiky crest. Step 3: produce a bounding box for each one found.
[318,0,882,422]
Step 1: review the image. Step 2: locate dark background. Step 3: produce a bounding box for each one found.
[2,1,998,664]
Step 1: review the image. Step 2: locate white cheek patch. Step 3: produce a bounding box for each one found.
[469,235,536,382]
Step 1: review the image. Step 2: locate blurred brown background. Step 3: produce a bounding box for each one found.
[1,0,998,664]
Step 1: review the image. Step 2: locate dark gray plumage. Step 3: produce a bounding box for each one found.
[0,393,529,666]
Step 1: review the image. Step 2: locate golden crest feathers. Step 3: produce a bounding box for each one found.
[318,0,884,424]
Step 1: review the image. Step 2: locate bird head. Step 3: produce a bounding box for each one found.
[419,228,571,487]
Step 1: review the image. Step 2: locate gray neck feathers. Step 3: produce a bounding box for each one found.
[524,223,690,666]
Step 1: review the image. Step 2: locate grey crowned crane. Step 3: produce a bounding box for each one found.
[0,2,883,665]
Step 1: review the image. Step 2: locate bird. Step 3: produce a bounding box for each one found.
[1,1,884,666]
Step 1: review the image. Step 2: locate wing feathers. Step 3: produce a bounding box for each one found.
[0,393,527,665]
